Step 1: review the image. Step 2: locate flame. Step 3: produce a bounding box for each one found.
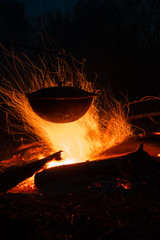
[46,158,75,168]
[157,153,160,157]
[0,48,133,166]
[45,151,76,168]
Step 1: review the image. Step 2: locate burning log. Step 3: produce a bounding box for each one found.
[0,151,62,193]
[35,145,158,193]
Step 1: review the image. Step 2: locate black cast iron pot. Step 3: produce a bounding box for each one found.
[26,86,95,123]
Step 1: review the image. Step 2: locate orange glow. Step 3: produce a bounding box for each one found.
[116,179,132,190]
[0,49,133,189]
[157,153,160,157]
[46,158,75,168]
[154,132,160,135]
[8,175,36,194]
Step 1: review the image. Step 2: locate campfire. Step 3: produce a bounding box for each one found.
[1,46,159,194]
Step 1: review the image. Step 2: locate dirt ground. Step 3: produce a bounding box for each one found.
[0,187,160,240]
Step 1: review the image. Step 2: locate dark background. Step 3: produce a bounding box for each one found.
[0,0,160,101]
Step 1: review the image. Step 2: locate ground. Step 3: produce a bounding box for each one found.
[0,189,160,240]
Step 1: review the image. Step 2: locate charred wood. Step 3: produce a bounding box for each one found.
[129,112,160,121]
[0,150,62,193]
[35,144,159,192]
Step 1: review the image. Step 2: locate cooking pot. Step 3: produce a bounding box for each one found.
[26,86,95,123]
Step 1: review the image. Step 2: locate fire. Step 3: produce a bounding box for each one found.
[46,158,75,169]
[0,47,133,166]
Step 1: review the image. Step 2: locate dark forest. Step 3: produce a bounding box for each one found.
[0,0,160,100]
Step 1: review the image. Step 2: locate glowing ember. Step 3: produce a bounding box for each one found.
[116,178,132,190]
[8,175,37,194]
[157,153,160,157]
[120,183,132,190]
[154,132,160,136]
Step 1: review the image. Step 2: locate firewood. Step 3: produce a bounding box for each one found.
[0,141,41,162]
[35,144,158,193]
[0,150,62,193]
[129,112,160,120]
